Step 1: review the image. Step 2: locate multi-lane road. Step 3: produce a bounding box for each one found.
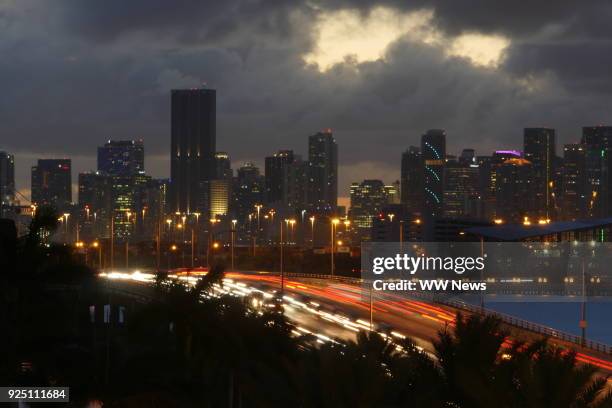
[101,269,612,375]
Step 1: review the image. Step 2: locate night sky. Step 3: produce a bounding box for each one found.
[3,0,612,205]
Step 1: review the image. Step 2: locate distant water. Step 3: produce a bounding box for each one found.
[485,301,612,345]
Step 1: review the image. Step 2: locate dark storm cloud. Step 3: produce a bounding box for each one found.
[2,0,612,198]
[58,0,305,45]
[504,42,612,92]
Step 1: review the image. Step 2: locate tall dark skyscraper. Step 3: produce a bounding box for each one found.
[421,129,446,217]
[308,130,338,213]
[31,159,72,211]
[562,144,586,220]
[97,140,144,176]
[400,146,423,214]
[581,126,612,217]
[170,88,216,214]
[0,151,15,215]
[524,127,556,217]
[265,150,294,205]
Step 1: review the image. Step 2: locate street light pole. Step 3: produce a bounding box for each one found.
[110,215,114,271]
[310,216,315,249]
[125,211,132,269]
[280,219,284,296]
[331,218,339,276]
[191,228,195,268]
[231,219,237,270]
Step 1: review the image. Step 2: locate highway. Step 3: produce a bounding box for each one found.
[224,272,612,372]
[100,269,612,375]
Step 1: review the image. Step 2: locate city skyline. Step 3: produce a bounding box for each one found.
[5,2,612,204]
[6,120,612,209]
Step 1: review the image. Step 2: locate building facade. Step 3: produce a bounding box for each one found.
[169,88,216,214]
[421,129,446,217]
[31,159,72,211]
[308,130,338,214]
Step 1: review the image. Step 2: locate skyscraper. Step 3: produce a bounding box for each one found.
[265,150,295,205]
[97,140,144,176]
[78,171,112,238]
[562,144,586,220]
[308,130,338,214]
[349,179,388,235]
[385,181,401,205]
[524,128,556,217]
[233,163,264,223]
[0,152,15,215]
[215,152,233,179]
[443,160,480,219]
[31,159,72,211]
[581,126,612,217]
[400,146,423,214]
[287,158,309,212]
[170,88,216,214]
[209,179,231,217]
[495,158,534,222]
[459,148,476,166]
[421,129,446,217]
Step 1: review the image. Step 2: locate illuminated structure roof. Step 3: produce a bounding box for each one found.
[465,218,612,241]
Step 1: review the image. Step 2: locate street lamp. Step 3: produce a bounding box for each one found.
[208,218,220,267]
[254,204,263,251]
[309,216,316,249]
[331,218,340,276]
[289,219,296,244]
[125,211,132,269]
[231,219,237,270]
[280,219,286,296]
[168,244,177,269]
[92,241,102,270]
[63,213,70,235]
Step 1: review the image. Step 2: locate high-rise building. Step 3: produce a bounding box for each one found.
[287,158,309,212]
[385,181,401,205]
[459,148,476,166]
[215,152,233,179]
[210,179,231,217]
[349,180,388,235]
[495,158,534,222]
[421,129,446,217]
[562,144,586,220]
[0,152,15,215]
[524,128,556,217]
[265,150,294,205]
[308,130,338,214]
[400,146,423,214]
[78,171,112,239]
[97,140,144,176]
[581,126,612,217]
[170,88,216,214]
[443,160,480,219]
[233,163,264,223]
[31,159,72,211]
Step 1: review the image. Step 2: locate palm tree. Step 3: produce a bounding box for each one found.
[511,342,612,408]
